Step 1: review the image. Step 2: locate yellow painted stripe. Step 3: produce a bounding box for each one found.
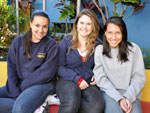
[141,69,150,102]
[0,62,7,87]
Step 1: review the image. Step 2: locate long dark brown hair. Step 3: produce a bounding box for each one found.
[102,16,132,63]
[22,10,50,59]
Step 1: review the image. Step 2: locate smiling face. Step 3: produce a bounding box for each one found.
[77,15,92,39]
[105,23,122,48]
[30,16,49,43]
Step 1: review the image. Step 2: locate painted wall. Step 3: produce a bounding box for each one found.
[126,4,150,49]
[32,0,71,23]
[97,0,150,49]
[33,0,150,49]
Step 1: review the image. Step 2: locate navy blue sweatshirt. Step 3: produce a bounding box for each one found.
[6,35,59,97]
[58,35,101,83]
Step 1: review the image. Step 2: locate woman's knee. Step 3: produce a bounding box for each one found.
[61,98,80,112]
[56,79,80,99]
[58,91,81,113]
[95,99,105,112]
[12,84,52,113]
[86,94,105,112]
[59,88,81,108]
[0,98,14,113]
[102,92,123,113]
[80,98,105,113]
[12,102,29,113]
[79,87,105,113]
[56,79,81,113]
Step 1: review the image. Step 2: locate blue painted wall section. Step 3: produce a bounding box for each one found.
[32,0,43,11]
[126,4,150,49]
[46,0,71,23]
[100,0,150,49]
[33,0,150,49]
[32,0,72,23]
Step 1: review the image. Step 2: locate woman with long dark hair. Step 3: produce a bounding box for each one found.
[0,10,58,113]
[94,16,145,113]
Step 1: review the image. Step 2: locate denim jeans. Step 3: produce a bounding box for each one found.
[102,91,142,113]
[0,81,55,113]
[56,79,105,113]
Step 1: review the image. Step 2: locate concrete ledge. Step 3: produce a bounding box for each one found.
[0,61,150,113]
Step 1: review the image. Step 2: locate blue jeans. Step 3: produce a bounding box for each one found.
[0,81,55,113]
[56,79,105,113]
[102,92,142,113]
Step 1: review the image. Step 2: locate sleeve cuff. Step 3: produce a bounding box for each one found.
[77,77,84,86]
[123,93,136,103]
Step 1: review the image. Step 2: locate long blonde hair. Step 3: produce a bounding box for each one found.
[69,9,100,61]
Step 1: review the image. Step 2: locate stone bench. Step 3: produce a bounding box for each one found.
[0,62,150,113]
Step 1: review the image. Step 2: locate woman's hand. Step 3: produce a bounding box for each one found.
[79,80,89,90]
[90,75,96,85]
[125,99,132,113]
[119,98,132,113]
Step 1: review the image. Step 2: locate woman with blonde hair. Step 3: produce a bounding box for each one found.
[56,9,105,113]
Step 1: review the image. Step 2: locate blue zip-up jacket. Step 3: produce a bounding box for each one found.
[6,35,59,97]
[58,35,101,83]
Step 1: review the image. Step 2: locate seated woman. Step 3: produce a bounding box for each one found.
[93,16,146,113]
[56,9,105,113]
[0,10,59,113]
